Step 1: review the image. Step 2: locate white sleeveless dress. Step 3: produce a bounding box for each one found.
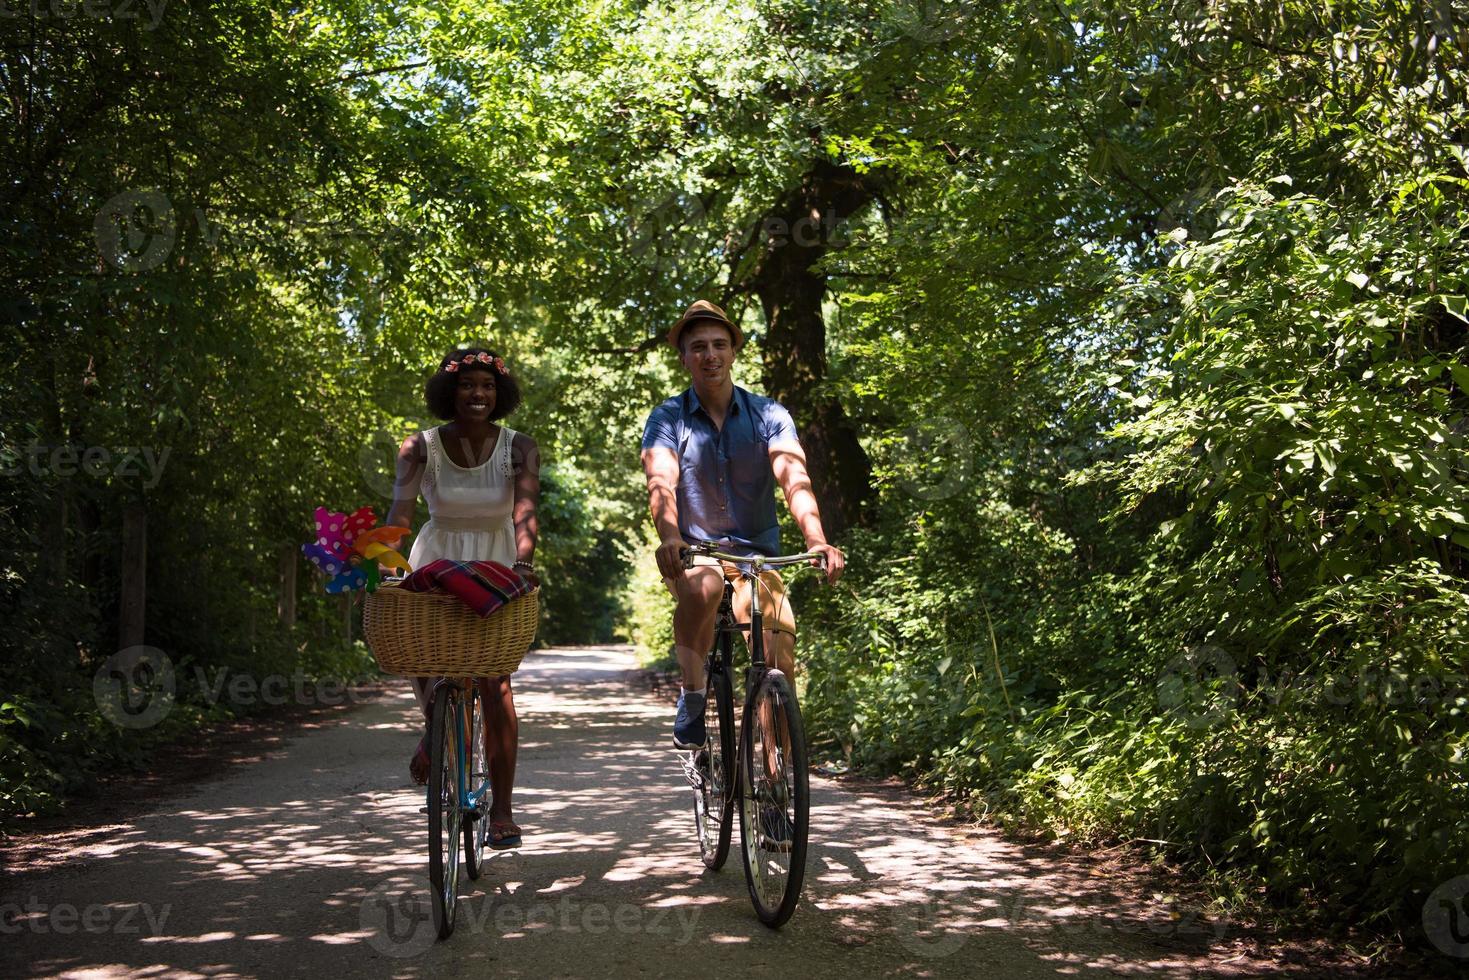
[407,425,518,569]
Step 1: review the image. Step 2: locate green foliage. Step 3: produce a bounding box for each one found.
[794,0,1469,940]
[625,524,677,668]
[4,0,1466,949]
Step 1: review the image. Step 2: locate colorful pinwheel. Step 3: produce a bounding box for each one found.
[302,505,412,593]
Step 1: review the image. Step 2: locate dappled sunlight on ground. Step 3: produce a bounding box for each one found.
[1,646,1344,978]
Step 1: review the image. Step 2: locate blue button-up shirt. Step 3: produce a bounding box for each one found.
[641,385,800,557]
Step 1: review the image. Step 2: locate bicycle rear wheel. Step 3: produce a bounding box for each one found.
[426,682,463,939]
[737,669,809,927]
[693,652,736,870]
[462,680,490,881]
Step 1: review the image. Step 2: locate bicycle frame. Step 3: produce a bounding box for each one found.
[683,544,821,927]
[689,545,824,677]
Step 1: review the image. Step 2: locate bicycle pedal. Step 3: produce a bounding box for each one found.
[679,756,705,789]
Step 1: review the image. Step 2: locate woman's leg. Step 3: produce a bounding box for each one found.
[480,675,519,826]
[408,677,435,783]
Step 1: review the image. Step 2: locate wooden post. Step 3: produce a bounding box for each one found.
[118,499,147,650]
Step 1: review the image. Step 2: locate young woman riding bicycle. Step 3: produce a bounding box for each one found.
[386,346,540,849]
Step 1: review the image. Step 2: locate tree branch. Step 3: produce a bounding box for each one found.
[338,61,430,82]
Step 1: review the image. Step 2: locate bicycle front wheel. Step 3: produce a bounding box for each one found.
[737,669,809,927]
[427,682,463,939]
[694,653,736,870]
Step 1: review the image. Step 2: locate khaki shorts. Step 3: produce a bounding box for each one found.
[665,556,797,637]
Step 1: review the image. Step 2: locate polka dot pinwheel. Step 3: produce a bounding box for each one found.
[301,505,411,593]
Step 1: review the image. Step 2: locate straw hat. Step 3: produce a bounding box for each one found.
[667,299,743,350]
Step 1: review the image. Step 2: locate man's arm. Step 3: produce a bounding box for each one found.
[770,442,845,584]
[641,446,686,580]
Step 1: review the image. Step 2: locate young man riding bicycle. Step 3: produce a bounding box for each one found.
[639,299,845,751]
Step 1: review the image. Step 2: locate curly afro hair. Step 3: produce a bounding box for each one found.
[424,347,522,422]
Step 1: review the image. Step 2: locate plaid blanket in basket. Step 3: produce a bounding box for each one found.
[398,559,533,617]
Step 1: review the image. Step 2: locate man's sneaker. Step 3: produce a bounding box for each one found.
[672,691,707,750]
[758,804,794,852]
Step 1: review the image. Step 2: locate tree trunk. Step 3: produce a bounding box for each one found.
[741,159,878,537]
[39,365,68,592]
[343,591,353,646]
[118,499,148,650]
[278,546,298,628]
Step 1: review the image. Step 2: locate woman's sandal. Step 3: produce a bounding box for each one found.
[489,820,522,849]
[409,736,430,785]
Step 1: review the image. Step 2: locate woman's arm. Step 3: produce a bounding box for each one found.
[510,432,540,578]
[386,433,426,529]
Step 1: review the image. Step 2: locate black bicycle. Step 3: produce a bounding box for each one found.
[679,541,824,928]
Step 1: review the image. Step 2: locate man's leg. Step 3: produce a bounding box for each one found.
[739,573,796,776]
[741,572,799,847]
[670,565,725,688]
[667,564,724,747]
[763,630,796,780]
[733,570,797,676]
[766,630,796,679]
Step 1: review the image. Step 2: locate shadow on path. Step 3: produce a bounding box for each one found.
[1,646,1344,978]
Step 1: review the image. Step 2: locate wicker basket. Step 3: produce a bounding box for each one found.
[362,583,540,677]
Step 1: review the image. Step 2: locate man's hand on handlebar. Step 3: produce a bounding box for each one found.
[809,542,845,585]
[655,537,687,581]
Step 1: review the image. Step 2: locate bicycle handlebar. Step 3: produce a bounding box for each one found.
[680,540,827,572]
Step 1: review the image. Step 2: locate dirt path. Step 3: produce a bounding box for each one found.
[2,646,1374,978]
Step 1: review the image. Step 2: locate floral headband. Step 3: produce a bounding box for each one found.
[444,352,507,374]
